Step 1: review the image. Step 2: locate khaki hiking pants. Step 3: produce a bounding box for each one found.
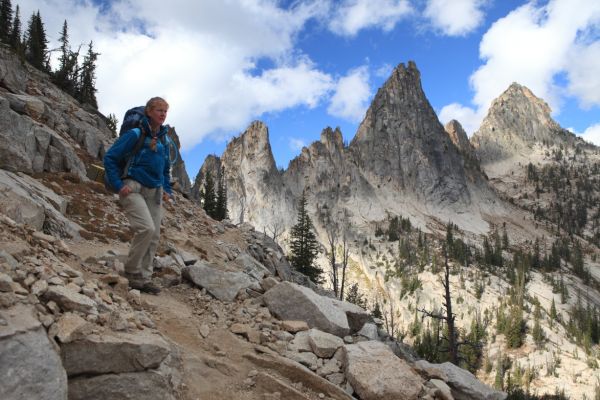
[120,179,163,284]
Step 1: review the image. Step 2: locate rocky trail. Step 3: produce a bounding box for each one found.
[0,170,508,400]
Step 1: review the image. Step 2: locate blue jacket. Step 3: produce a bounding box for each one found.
[104,117,172,195]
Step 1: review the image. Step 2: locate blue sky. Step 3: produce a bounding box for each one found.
[18,0,600,179]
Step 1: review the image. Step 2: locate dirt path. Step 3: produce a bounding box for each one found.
[143,286,263,400]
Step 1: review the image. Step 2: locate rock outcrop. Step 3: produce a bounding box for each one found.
[471,83,584,164]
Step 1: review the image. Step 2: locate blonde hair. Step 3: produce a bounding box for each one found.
[145,97,169,114]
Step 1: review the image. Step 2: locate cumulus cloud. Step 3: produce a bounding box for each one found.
[581,123,600,146]
[438,103,484,136]
[289,138,307,152]
[440,0,600,135]
[567,41,600,108]
[20,0,333,150]
[329,0,413,37]
[327,66,371,122]
[424,0,487,36]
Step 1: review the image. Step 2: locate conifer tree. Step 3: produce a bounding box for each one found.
[202,170,217,218]
[289,191,322,283]
[0,0,13,42]
[53,20,79,96]
[77,41,98,108]
[345,283,367,309]
[25,11,49,71]
[9,4,21,53]
[214,167,228,221]
[550,297,557,327]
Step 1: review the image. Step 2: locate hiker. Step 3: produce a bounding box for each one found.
[104,97,173,294]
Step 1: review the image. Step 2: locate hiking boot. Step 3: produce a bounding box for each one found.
[129,280,161,295]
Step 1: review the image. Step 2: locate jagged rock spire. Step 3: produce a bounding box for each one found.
[349,61,470,206]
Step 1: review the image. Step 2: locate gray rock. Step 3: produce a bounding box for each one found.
[0,304,67,400]
[263,282,350,337]
[0,170,82,238]
[231,252,271,280]
[43,285,97,314]
[61,331,171,376]
[357,322,379,340]
[182,261,261,302]
[331,298,372,334]
[428,379,454,400]
[68,371,176,400]
[343,340,424,400]
[288,330,312,353]
[285,350,318,370]
[307,328,345,358]
[437,362,507,400]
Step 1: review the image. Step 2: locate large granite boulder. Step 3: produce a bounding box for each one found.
[0,170,82,238]
[182,261,262,302]
[61,331,171,376]
[68,371,176,400]
[437,362,507,400]
[0,304,68,400]
[263,281,350,337]
[343,340,424,400]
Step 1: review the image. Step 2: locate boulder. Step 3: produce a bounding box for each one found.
[357,322,379,340]
[0,304,67,400]
[0,170,82,238]
[43,285,97,314]
[307,328,345,358]
[331,298,372,333]
[68,371,176,400]
[343,340,424,400]
[437,362,507,400]
[263,282,350,337]
[182,261,261,302]
[60,331,171,376]
[231,252,271,280]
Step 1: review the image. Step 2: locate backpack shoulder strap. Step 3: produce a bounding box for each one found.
[130,127,146,156]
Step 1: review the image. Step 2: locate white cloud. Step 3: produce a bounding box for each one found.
[327,66,371,122]
[440,0,600,135]
[20,0,333,151]
[375,63,393,78]
[438,103,483,136]
[329,0,413,37]
[567,41,600,108]
[580,123,600,146]
[424,0,487,36]
[289,138,307,151]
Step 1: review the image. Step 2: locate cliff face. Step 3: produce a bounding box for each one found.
[219,121,295,231]
[350,61,473,207]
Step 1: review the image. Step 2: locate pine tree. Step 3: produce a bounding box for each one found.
[289,191,322,283]
[9,4,21,53]
[0,0,13,42]
[214,167,228,221]
[106,114,118,137]
[371,301,383,319]
[532,302,545,348]
[77,41,98,108]
[24,11,49,71]
[202,170,217,218]
[53,20,79,96]
[345,283,367,309]
[550,297,558,326]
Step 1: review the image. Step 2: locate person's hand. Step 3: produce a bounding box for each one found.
[119,185,132,197]
[162,192,172,203]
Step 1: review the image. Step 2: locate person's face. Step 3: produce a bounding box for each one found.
[147,102,168,126]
